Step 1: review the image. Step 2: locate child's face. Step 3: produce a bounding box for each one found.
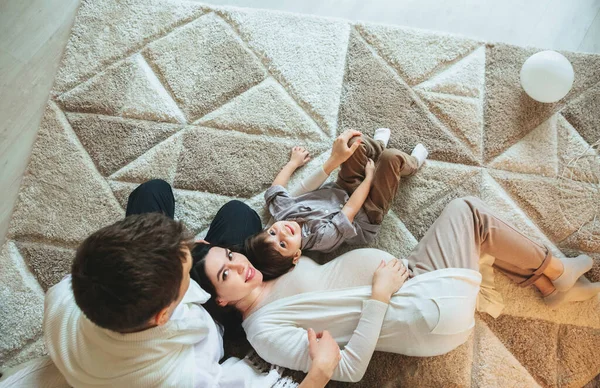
[266,221,302,257]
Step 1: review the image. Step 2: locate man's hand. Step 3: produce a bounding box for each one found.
[308,328,341,380]
[323,130,362,174]
[289,146,311,168]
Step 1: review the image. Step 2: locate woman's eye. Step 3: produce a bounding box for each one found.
[223,269,229,280]
[228,251,233,260]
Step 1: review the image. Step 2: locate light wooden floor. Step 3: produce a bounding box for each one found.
[1,0,599,246]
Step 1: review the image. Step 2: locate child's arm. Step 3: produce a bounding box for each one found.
[272,147,311,188]
[341,159,375,223]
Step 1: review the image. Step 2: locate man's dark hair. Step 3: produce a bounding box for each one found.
[71,213,194,332]
[243,230,295,281]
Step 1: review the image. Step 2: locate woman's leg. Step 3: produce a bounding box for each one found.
[125,179,175,218]
[203,200,262,248]
[407,196,552,288]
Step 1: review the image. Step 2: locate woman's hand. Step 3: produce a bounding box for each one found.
[364,159,375,181]
[289,146,311,168]
[307,328,341,380]
[371,258,409,304]
[323,130,362,174]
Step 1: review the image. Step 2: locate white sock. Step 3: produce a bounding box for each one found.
[411,143,428,168]
[551,255,593,292]
[544,277,600,309]
[373,128,391,148]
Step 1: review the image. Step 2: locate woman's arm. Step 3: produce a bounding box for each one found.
[298,329,341,388]
[248,260,409,383]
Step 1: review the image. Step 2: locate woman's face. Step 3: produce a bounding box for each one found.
[204,247,263,305]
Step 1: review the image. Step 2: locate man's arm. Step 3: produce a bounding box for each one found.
[273,146,310,188]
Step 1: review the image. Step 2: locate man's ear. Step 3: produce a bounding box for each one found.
[292,249,302,265]
[155,306,171,326]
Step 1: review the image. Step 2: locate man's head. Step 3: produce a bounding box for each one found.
[71,213,194,333]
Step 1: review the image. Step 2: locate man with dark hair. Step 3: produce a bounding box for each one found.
[43,179,340,387]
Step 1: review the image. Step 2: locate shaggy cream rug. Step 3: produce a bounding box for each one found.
[2,0,600,386]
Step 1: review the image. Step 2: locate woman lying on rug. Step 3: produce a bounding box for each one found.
[190,133,600,382]
[193,196,599,382]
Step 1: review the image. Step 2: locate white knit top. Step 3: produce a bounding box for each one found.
[242,248,482,383]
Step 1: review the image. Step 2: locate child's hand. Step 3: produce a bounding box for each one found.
[364,158,375,180]
[289,146,311,168]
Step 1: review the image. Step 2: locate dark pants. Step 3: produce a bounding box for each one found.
[126,179,262,270]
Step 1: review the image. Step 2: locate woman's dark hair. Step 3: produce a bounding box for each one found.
[72,213,194,332]
[190,243,245,341]
[243,230,295,281]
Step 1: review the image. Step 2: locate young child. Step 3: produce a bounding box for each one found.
[245,129,428,280]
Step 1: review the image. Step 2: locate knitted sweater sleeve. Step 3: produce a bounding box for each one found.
[246,299,388,383]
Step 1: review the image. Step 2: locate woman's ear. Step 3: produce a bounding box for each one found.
[216,297,228,307]
[292,250,302,265]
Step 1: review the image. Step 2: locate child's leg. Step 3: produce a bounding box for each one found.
[336,135,384,194]
[363,149,419,224]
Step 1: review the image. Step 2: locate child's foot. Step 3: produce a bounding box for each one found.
[374,128,391,148]
[551,255,593,292]
[411,143,428,168]
[544,276,600,309]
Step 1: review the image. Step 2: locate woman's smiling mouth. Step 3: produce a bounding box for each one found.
[245,267,255,282]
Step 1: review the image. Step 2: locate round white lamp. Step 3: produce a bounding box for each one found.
[520,50,574,103]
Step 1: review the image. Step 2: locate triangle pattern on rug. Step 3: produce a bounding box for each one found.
[558,216,600,253]
[110,132,184,185]
[472,319,541,387]
[220,8,350,136]
[416,90,483,160]
[66,113,183,176]
[14,241,74,292]
[489,114,558,177]
[197,78,327,141]
[356,23,482,86]
[392,160,480,221]
[174,125,330,197]
[484,45,600,163]
[415,45,486,98]
[8,104,124,245]
[478,314,559,388]
[0,241,45,367]
[480,170,563,258]
[557,324,600,388]
[173,189,237,236]
[337,29,478,166]
[57,54,186,124]
[488,169,598,242]
[557,114,600,184]
[52,0,207,95]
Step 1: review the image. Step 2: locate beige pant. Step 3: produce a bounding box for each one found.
[407,197,552,287]
[336,135,419,225]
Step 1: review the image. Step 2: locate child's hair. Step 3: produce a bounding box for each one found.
[244,230,295,281]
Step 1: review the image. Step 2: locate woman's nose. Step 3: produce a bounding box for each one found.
[231,262,244,273]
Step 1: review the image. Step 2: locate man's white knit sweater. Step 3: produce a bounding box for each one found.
[43,276,279,388]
